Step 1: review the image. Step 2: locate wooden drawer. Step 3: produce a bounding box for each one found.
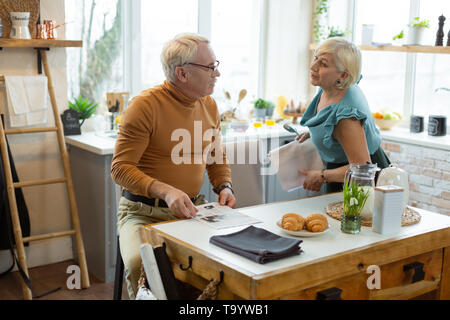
[280,249,443,300]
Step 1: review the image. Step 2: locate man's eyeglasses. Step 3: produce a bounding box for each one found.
[185,60,220,72]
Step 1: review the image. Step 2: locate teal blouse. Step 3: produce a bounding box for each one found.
[300,82,381,164]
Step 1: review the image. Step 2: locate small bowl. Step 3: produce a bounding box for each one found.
[374,118,401,130]
[230,120,249,132]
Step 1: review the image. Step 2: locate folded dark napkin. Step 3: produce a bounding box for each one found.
[209,225,303,264]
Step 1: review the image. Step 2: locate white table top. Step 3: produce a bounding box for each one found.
[152,193,450,277]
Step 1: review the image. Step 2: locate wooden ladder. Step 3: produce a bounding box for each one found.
[0,49,90,299]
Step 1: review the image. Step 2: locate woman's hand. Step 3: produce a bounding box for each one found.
[295,132,310,143]
[299,169,323,192]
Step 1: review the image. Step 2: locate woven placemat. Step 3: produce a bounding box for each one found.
[325,201,421,227]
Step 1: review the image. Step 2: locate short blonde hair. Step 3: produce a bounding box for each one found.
[315,37,361,89]
[161,33,210,82]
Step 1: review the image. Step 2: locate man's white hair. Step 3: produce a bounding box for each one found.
[315,37,362,89]
[161,33,210,82]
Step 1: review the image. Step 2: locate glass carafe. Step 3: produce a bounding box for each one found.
[344,163,380,220]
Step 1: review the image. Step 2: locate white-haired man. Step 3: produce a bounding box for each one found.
[111,33,235,299]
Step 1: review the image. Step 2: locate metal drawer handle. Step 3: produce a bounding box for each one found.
[403,261,425,283]
[316,287,342,300]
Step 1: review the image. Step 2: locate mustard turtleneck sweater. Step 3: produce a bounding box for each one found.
[111,81,231,199]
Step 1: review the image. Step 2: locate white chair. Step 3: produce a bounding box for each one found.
[223,139,265,208]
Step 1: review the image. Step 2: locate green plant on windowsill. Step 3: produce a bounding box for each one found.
[393,17,430,41]
[327,26,352,38]
[68,95,98,127]
[409,17,430,28]
[254,98,268,109]
[393,30,404,41]
[343,180,371,217]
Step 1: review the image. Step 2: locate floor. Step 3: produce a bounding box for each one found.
[0,259,129,300]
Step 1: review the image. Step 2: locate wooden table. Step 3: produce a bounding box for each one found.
[143,193,450,300]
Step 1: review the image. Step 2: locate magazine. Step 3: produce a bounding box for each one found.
[194,202,261,229]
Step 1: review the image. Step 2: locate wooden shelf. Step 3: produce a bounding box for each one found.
[0,38,82,48]
[310,43,450,54]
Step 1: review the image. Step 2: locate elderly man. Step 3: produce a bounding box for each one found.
[111,33,235,299]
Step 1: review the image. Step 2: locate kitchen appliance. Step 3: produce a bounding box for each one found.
[376,164,409,212]
[9,12,31,39]
[428,115,447,136]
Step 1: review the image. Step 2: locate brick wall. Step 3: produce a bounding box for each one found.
[381,140,450,216]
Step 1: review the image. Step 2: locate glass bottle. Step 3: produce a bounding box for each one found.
[341,163,380,234]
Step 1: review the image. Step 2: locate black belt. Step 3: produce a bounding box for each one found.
[123,190,197,208]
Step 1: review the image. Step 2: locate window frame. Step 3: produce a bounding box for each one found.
[350,0,450,129]
[122,0,266,100]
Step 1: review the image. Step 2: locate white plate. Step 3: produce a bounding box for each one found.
[276,219,329,237]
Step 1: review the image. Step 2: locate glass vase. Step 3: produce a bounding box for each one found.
[341,214,362,234]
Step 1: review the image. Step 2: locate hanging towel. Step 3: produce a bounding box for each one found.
[210,225,302,264]
[267,140,324,192]
[223,139,264,208]
[4,75,48,127]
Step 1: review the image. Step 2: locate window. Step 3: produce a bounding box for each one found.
[65,0,262,128]
[353,0,410,115]
[140,0,198,90]
[65,0,124,113]
[414,0,450,119]
[210,0,260,115]
[348,0,450,123]
[137,0,260,115]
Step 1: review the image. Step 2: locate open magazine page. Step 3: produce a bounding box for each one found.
[194,202,261,229]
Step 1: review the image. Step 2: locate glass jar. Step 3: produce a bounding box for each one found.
[342,163,380,234]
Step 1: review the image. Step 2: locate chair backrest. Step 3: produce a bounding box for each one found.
[223,139,265,208]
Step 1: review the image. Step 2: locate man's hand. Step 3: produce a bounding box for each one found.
[218,187,236,208]
[164,188,198,219]
[299,169,323,192]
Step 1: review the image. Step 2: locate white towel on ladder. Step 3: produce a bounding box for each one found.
[4,75,48,127]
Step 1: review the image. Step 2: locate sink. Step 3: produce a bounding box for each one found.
[95,130,118,139]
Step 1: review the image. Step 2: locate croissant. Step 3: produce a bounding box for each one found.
[281,213,305,231]
[305,213,328,232]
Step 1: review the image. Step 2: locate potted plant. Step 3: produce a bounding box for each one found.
[253,98,267,119]
[68,95,98,127]
[265,101,275,118]
[327,26,352,39]
[393,17,430,45]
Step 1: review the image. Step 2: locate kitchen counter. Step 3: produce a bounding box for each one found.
[380,126,450,151]
[65,122,450,156]
[64,122,302,156]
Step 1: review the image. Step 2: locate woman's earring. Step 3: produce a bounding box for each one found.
[336,79,341,85]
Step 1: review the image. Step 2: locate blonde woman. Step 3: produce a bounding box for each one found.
[297,37,390,193]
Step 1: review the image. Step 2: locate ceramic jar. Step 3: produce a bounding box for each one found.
[9,12,31,39]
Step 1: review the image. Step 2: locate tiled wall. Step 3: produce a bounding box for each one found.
[381,140,450,216]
